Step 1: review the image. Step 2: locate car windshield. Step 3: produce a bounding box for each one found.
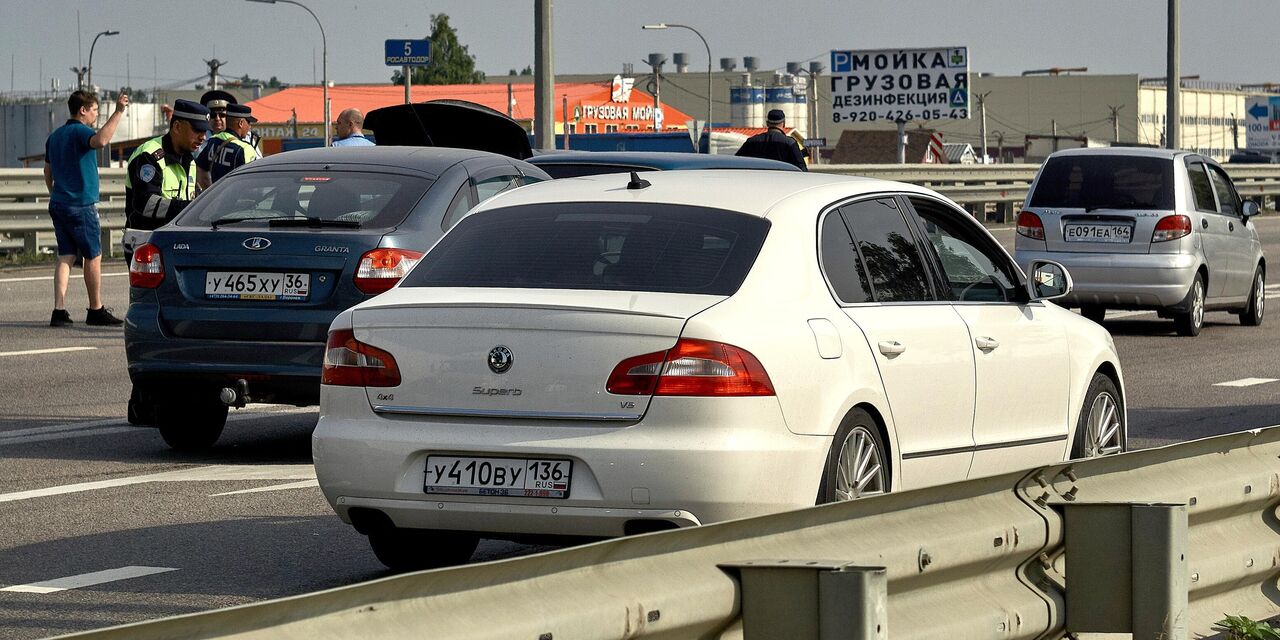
[401,202,770,295]
[175,171,434,229]
[1029,155,1174,210]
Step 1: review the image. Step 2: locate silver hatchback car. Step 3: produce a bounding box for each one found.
[1015,148,1265,336]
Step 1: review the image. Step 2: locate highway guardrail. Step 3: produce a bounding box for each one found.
[62,426,1280,640]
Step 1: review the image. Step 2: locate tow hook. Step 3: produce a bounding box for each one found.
[219,379,250,408]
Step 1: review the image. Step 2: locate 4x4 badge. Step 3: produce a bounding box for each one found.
[242,237,271,251]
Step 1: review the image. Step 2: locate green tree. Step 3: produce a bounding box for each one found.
[391,14,485,85]
[507,65,532,77]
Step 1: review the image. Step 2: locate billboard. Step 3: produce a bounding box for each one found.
[1245,95,1280,150]
[829,46,969,124]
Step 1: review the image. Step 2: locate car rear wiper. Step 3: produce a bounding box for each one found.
[1083,205,1124,213]
[267,216,361,229]
[211,216,273,229]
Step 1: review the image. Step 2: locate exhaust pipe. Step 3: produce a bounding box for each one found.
[219,379,250,407]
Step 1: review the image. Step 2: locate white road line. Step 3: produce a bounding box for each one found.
[1214,378,1280,388]
[0,406,314,447]
[1,566,177,594]
[210,479,320,496]
[0,464,316,504]
[0,426,142,447]
[0,272,128,284]
[0,346,97,358]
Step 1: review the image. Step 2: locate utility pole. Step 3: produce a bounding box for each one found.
[1108,104,1124,142]
[1166,0,1180,149]
[976,91,991,163]
[1052,119,1059,153]
[995,131,1005,163]
[562,94,570,150]
[1231,112,1239,149]
[204,58,226,91]
[896,119,906,163]
[533,0,554,150]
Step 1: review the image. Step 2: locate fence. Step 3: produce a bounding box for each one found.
[6,163,1280,255]
[64,426,1280,639]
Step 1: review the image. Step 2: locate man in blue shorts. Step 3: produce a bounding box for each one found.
[43,89,130,326]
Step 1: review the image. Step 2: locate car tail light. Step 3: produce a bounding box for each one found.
[353,248,424,294]
[607,338,775,397]
[129,243,164,288]
[1152,214,1192,242]
[1016,211,1045,240]
[322,328,401,387]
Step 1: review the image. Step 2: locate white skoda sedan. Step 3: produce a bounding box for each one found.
[313,170,1127,570]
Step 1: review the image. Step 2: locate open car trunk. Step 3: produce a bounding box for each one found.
[365,99,533,160]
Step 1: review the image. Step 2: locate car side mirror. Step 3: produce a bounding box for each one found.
[1242,200,1261,218]
[1027,260,1072,301]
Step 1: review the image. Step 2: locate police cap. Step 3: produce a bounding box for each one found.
[200,89,237,112]
[226,103,258,124]
[171,99,212,132]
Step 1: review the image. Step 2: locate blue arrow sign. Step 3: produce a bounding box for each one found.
[1249,102,1269,119]
[386,39,431,67]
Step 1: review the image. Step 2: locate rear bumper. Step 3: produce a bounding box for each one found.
[1016,250,1199,308]
[313,386,830,538]
[125,301,324,405]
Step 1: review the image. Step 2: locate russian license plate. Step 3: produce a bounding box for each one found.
[205,272,310,301]
[1064,223,1133,243]
[425,456,572,499]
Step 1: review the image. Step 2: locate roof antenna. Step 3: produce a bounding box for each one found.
[626,171,651,190]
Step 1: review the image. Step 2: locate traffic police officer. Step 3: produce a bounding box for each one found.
[195,90,235,191]
[205,103,259,184]
[123,99,209,263]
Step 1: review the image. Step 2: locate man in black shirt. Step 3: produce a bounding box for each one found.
[735,109,807,171]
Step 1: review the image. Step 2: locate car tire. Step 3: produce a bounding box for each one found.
[1080,305,1106,324]
[156,402,228,452]
[1173,274,1205,337]
[819,409,888,503]
[1240,267,1265,327]
[368,528,480,572]
[1071,373,1126,458]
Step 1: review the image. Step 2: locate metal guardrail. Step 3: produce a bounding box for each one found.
[63,426,1280,640]
[6,164,1280,253]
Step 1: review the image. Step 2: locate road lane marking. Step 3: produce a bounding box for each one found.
[210,479,320,496]
[1,566,177,594]
[0,272,128,284]
[0,464,316,504]
[0,346,97,358]
[0,406,315,447]
[1214,378,1280,388]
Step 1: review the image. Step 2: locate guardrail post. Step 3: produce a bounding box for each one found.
[24,232,37,254]
[1063,503,1188,640]
[721,560,887,640]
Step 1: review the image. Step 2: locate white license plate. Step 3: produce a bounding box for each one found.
[1064,224,1133,243]
[425,456,572,499]
[205,272,310,301]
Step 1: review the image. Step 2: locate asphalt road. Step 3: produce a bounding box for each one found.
[1,216,1278,638]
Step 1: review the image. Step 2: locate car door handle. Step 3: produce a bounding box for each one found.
[1202,218,1209,229]
[1230,221,1235,232]
[975,336,1000,352]
[877,341,906,356]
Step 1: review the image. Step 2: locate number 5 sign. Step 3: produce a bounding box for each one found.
[385,39,431,66]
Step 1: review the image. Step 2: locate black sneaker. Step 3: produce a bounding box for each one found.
[50,309,73,327]
[85,306,124,326]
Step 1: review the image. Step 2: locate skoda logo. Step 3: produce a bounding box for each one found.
[487,346,513,374]
[242,237,272,251]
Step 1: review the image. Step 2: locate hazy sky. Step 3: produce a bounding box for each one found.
[4,1,1278,93]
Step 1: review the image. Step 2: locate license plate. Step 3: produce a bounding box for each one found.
[425,456,572,499]
[1064,223,1133,243]
[205,272,310,301]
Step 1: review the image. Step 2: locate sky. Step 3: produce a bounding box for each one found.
[3,1,1279,94]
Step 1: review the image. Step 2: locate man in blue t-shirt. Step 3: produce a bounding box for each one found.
[332,108,375,147]
[43,89,129,327]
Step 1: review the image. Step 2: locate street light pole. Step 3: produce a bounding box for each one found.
[643,23,711,153]
[86,30,119,92]
[247,0,328,146]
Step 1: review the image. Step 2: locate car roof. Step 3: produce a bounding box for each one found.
[240,146,521,177]
[528,151,800,172]
[474,169,935,218]
[1047,147,1189,160]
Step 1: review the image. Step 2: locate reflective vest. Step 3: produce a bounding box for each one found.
[126,136,196,202]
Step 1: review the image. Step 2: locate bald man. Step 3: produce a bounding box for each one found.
[332,108,374,147]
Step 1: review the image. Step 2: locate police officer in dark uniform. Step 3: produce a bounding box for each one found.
[207,104,260,183]
[194,90,235,191]
[735,108,808,171]
[122,99,209,263]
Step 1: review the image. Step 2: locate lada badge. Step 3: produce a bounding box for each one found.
[242,237,271,251]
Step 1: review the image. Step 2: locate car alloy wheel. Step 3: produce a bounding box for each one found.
[1083,392,1124,457]
[1174,275,1205,336]
[1241,269,1265,326]
[835,425,887,501]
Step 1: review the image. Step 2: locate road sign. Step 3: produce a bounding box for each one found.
[1245,95,1280,150]
[803,137,827,148]
[385,39,431,67]
[828,46,970,125]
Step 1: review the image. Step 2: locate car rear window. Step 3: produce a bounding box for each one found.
[1029,155,1174,210]
[532,163,657,179]
[175,170,434,229]
[402,202,770,295]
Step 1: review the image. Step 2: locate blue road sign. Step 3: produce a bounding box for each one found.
[385,39,431,67]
